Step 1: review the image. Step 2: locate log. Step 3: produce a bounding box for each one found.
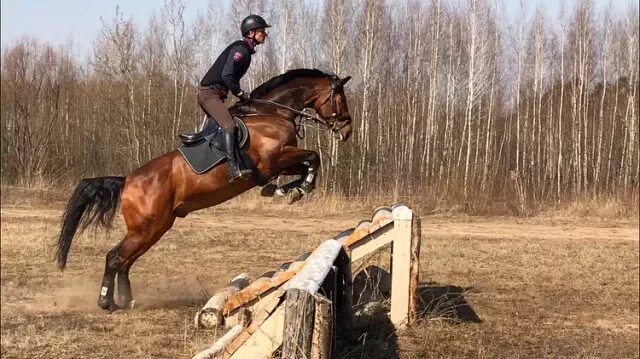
[223,261,306,315]
[346,220,395,262]
[356,220,372,232]
[195,273,251,329]
[332,228,354,242]
[372,206,392,219]
[224,286,279,329]
[283,240,344,294]
[340,226,371,248]
[370,207,393,232]
[192,324,245,359]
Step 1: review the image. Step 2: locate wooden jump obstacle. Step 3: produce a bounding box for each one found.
[192,204,421,359]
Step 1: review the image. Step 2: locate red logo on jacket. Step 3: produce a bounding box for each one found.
[233,52,243,62]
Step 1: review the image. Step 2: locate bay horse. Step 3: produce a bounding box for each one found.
[56,69,353,311]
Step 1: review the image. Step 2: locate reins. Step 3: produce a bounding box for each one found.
[236,75,352,140]
[250,98,323,122]
[244,98,313,139]
[248,90,350,140]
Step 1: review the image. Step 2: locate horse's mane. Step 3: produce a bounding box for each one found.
[250,68,336,98]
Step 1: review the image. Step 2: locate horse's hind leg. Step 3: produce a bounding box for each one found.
[116,216,175,309]
[97,231,148,311]
[98,241,125,311]
[98,215,175,311]
[116,264,133,309]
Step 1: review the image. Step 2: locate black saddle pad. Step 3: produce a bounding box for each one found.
[177,117,249,174]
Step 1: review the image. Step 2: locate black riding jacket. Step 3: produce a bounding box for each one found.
[200,39,255,97]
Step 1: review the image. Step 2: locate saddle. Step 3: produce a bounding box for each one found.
[177,117,249,174]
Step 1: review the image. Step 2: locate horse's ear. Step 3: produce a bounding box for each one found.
[339,76,352,87]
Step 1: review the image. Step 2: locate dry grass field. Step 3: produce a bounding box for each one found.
[1,189,638,358]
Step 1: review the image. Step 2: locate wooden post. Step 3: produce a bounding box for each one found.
[311,294,333,359]
[282,289,315,358]
[325,267,337,359]
[282,240,344,359]
[283,290,335,359]
[389,205,416,329]
[335,251,353,321]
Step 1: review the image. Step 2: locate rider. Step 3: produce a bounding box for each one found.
[192,15,270,182]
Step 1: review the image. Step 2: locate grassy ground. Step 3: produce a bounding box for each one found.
[1,189,638,358]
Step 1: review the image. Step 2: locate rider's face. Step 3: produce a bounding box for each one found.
[252,28,268,44]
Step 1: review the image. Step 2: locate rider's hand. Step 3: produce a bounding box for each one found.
[236,90,250,102]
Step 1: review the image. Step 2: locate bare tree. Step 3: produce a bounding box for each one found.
[1,0,637,208]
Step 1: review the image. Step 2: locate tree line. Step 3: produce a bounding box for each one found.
[1,0,638,206]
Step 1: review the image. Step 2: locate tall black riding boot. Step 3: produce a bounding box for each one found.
[223,127,252,182]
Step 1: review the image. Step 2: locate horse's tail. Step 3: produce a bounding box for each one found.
[57,176,125,270]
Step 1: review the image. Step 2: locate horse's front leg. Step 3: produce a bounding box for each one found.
[265,147,320,204]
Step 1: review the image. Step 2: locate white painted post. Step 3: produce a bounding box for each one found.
[389,205,414,329]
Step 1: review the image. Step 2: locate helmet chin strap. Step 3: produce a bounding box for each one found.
[246,35,259,46]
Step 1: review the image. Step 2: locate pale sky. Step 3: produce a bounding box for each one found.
[0,0,628,58]
[0,0,211,56]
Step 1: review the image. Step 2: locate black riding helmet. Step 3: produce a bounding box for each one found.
[241,15,271,37]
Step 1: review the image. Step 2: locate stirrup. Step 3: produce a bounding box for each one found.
[228,165,252,182]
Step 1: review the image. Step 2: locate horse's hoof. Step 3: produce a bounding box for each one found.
[118,299,135,310]
[97,298,111,311]
[286,188,303,205]
[117,294,136,310]
[260,183,277,197]
[99,301,122,313]
[106,303,123,313]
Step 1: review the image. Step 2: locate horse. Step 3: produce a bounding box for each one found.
[56,68,353,311]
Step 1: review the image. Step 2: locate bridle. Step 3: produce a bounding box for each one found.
[313,81,352,132]
[248,79,351,139]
